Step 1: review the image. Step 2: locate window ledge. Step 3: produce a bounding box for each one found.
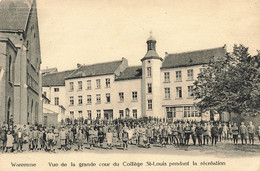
[69,104,74,106]
[95,103,101,105]
[68,90,74,92]
[147,109,153,111]
[86,103,92,105]
[175,98,183,100]
[105,102,111,104]
[105,87,110,89]
[86,88,92,90]
[163,81,171,83]
[186,79,194,81]
[163,98,171,100]
[95,88,101,89]
[77,89,82,91]
[175,80,182,82]
[186,97,194,99]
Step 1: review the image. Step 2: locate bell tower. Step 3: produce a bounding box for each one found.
[141,32,163,118]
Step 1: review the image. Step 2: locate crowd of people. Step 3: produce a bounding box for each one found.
[0,120,260,153]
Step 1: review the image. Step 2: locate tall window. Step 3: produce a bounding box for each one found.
[119,110,124,118]
[165,88,170,99]
[132,91,137,101]
[105,78,110,88]
[176,71,182,81]
[106,93,111,103]
[96,79,101,89]
[78,110,82,117]
[176,87,182,98]
[133,109,137,119]
[188,86,194,97]
[69,96,74,105]
[87,95,92,104]
[166,107,176,118]
[164,72,170,82]
[147,83,152,93]
[78,96,82,105]
[96,110,101,119]
[54,88,59,92]
[87,80,91,90]
[69,82,74,91]
[147,67,151,77]
[148,100,152,110]
[70,111,74,117]
[96,94,101,104]
[187,69,194,80]
[119,92,124,102]
[78,81,82,90]
[54,97,59,105]
[8,56,11,82]
[87,110,92,119]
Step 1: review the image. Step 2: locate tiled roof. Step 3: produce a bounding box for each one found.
[162,46,226,69]
[42,70,75,86]
[0,0,31,31]
[66,60,123,79]
[115,66,142,81]
[41,68,58,75]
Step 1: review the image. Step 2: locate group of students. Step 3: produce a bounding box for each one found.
[0,120,260,153]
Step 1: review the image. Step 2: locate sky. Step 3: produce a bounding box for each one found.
[37,0,260,71]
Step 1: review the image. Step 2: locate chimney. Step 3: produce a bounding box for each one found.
[165,52,168,57]
[77,63,82,68]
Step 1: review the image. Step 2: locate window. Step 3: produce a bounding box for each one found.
[176,71,182,81]
[87,110,92,119]
[96,94,101,104]
[78,96,82,105]
[69,82,74,91]
[106,93,111,103]
[119,110,124,118]
[87,80,91,90]
[148,100,152,110]
[176,87,182,98]
[187,69,194,80]
[164,72,170,82]
[188,86,194,97]
[87,95,92,104]
[133,109,137,119]
[166,107,176,118]
[96,110,101,119]
[165,88,170,99]
[184,106,200,117]
[8,56,12,82]
[147,67,151,77]
[96,79,101,89]
[54,88,59,92]
[54,97,59,105]
[132,91,137,101]
[119,92,124,102]
[200,68,206,73]
[147,83,152,93]
[70,111,74,117]
[69,96,74,105]
[78,110,82,117]
[78,81,82,90]
[105,78,110,88]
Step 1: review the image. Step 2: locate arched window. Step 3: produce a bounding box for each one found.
[7,98,11,124]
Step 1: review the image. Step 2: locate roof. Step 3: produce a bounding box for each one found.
[66,60,123,79]
[42,70,75,87]
[162,46,226,69]
[41,68,58,75]
[0,0,32,31]
[115,66,142,81]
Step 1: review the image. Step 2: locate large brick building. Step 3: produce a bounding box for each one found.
[42,35,226,122]
[0,0,42,126]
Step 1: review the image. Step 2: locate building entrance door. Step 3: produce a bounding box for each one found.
[104,110,113,120]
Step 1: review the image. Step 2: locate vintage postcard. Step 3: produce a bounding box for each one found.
[0,0,260,170]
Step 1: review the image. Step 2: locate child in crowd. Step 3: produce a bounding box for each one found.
[6,131,14,153]
[106,128,113,149]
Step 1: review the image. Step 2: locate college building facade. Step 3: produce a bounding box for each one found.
[42,35,226,122]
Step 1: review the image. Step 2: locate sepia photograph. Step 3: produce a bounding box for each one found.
[0,0,260,170]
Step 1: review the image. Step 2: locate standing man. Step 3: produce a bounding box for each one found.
[240,122,247,145]
[211,122,219,146]
[16,128,24,152]
[247,121,255,145]
[195,123,204,146]
[232,123,239,145]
